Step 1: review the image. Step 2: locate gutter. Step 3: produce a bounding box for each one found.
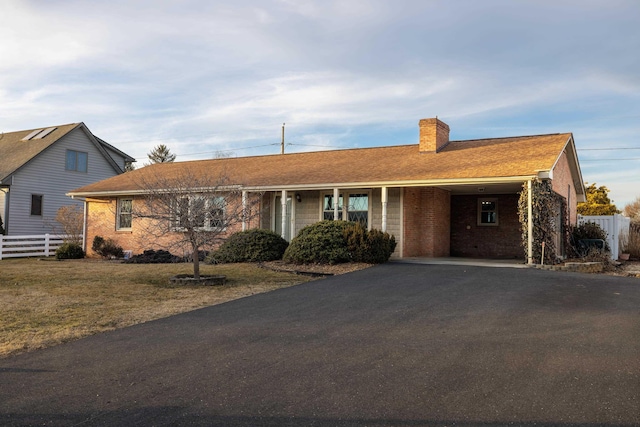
[67,175,542,198]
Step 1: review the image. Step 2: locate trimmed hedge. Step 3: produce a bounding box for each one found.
[283,220,396,265]
[55,243,85,260]
[207,229,289,264]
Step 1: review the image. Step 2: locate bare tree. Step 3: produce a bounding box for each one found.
[47,205,84,244]
[132,166,262,279]
[623,196,640,227]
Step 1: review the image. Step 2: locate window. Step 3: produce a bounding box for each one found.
[322,192,370,228]
[30,194,43,216]
[172,195,226,231]
[66,150,88,172]
[117,198,133,230]
[478,198,498,226]
[323,194,343,221]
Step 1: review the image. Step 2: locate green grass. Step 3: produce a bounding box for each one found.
[0,258,314,358]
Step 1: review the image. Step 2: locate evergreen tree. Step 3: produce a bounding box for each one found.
[147,144,176,164]
[577,182,619,215]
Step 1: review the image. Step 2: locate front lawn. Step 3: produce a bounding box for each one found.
[0,258,315,358]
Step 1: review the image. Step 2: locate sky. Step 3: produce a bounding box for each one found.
[1,0,639,208]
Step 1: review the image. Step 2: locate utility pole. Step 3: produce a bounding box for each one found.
[281,123,285,155]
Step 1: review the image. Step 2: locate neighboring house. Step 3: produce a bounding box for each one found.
[0,123,135,235]
[68,117,585,261]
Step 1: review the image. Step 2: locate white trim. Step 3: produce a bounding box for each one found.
[67,175,540,198]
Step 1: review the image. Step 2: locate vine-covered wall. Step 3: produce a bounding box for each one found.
[518,180,569,264]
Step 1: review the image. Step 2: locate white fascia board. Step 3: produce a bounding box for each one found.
[68,176,542,198]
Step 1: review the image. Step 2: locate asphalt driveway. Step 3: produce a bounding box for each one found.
[1,264,639,426]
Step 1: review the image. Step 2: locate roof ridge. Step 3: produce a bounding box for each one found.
[451,133,567,143]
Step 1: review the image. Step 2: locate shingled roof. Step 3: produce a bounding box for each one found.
[0,123,135,182]
[0,123,81,181]
[69,132,580,197]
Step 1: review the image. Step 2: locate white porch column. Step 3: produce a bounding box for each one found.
[82,199,88,253]
[333,188,340,221]
[280,190,287,239]
[527,179,533,265]
[381,186,388,232]
[242,191,248,231]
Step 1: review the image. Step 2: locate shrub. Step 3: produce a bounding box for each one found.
[207,229,288,264]
[0,213,4,235]
[125,249,182,264]
[344,222,397,264]
[283,220,352,265]
[55,243,85,260]
[620,227,640,259]
[92,235,125,259]
[570,222,610,256]
[283,220,397,265]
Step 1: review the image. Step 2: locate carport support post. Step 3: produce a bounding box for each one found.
[527,179,533,265]
[280,190,287,239]
[333,188,340,221]
[381,186,388,232]
[242,191,247,231]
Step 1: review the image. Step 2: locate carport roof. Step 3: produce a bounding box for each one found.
[68,132,582,197]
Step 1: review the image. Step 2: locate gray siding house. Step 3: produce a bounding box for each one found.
[0,123,135,235]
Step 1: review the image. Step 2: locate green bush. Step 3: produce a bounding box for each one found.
[570,222,610,256]
[0,213,4,235]
[92,235,125,259]
[345,222,397,264]
[283,220,351,265]
[283,220,396,265]
[55,243,85,260]
[207,229,289,263]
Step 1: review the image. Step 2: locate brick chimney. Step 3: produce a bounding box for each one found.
[419,118,450,153]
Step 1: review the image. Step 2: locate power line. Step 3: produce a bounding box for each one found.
[580,158,640,161]
[579,147,640,151]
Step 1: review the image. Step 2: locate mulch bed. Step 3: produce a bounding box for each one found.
[259,261,373,277]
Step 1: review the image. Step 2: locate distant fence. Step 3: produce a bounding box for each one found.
[578,214,630,260]
[0,234,82,260]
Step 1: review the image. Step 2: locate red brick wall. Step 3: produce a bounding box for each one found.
[450,194,522,259]
[85,194,261,257]
[403,187,451,257]
[551,151,578,225]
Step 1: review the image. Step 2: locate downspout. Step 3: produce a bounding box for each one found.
[83,199,88,253]
[527,179,533,265]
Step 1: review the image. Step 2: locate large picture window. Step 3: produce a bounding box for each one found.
[478,198,498,226]
[172,195,226,231]
[117,198,133,230]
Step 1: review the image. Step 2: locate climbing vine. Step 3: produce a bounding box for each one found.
[518,179,569,264]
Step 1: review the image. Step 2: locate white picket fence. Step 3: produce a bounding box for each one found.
[0,234,81,260]
[578,214,630,260]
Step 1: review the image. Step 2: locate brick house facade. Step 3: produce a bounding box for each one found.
[69,118,585,262]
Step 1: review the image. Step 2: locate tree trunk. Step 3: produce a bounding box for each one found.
[192,243,200,280]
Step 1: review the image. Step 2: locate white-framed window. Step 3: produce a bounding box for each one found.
[116,198,133,230]
[478,198,498,226]
[66,150,88,173]
[172,195,226,231]
[322,191,370,228]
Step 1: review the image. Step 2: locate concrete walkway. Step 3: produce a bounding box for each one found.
[395,256,530,268]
